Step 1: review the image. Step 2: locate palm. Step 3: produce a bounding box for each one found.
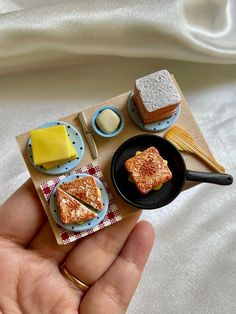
[0,180,154,314]
[0,239,79,313]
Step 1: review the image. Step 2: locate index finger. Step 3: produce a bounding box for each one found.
[0,179,46,246]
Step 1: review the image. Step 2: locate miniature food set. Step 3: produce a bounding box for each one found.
[16,70,224,244]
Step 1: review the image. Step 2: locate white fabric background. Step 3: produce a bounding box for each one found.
[0,1,236,313]
[1,0,236,73]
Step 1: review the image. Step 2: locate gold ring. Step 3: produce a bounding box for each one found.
[60,264,90,293]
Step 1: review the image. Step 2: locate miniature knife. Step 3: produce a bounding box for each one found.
[77,112,98,159]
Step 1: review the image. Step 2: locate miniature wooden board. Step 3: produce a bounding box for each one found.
[16,81,214,244]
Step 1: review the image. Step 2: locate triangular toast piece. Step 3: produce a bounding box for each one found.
[59,176,103,211]
[56,188,97,224]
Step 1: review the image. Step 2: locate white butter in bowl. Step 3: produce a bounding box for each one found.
[96,109,120,134]
[92,105,125,138]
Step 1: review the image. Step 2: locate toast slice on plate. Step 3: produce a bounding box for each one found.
[59,176,103,211]
[56,188,97,224]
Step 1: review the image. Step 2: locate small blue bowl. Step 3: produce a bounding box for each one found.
[92,105,125,138]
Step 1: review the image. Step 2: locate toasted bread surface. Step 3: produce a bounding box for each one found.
[59,176,103,211]
[125,146,172,194]
[56,188,97,224]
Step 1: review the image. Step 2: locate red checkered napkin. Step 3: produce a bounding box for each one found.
[40,162,122,244]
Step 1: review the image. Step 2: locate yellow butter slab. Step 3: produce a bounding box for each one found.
[42,138,78,169]
[42,157,76,169]
[30,125,71,165]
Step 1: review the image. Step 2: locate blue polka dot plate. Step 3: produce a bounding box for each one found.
[128,93,181,132]
[27,121,84,175]
[49,173,109,232]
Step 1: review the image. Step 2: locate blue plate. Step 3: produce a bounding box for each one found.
[49,173,109,232]
[128,93,181,132]
[27,121,84,175]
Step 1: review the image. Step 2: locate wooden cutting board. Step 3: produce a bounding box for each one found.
[16,80,214,244]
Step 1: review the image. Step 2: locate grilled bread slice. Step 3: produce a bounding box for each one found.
[125,146,172,194]
[56,188,97,224]
[59,176,103,211]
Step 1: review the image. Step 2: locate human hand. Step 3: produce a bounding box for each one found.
[0,179,154,314]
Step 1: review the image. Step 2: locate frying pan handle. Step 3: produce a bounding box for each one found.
[185,170,233,185]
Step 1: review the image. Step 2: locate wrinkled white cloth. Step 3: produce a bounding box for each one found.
[0,1,236,314]
[0,0,236,73]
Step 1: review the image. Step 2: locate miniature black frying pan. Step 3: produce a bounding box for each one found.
[111,134,233,210]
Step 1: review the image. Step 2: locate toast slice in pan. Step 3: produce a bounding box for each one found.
[125,146,172,194]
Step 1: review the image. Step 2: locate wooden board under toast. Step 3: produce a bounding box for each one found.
[16,78,214,244]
